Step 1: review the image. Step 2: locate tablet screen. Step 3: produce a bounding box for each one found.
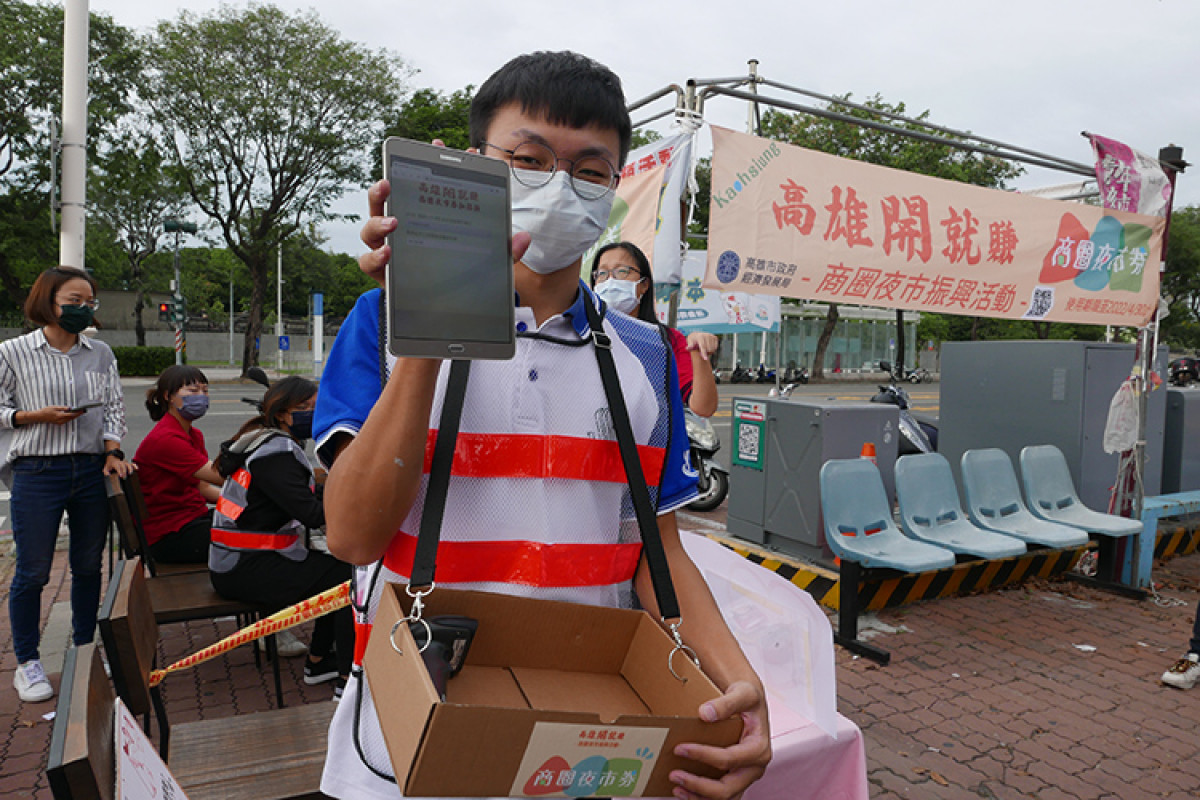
[386,141,514,359]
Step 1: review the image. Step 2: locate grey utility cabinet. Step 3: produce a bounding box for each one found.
[726,397,900,563]
[1162,388,1200,493]
[939,341,1166,511]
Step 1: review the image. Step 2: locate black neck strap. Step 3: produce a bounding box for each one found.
[409,359,470,589]
[581,298,680,621]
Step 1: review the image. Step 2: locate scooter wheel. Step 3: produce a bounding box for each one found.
[688,470,729,512]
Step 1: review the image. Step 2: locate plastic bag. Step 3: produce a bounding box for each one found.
[1103,379,1138,454]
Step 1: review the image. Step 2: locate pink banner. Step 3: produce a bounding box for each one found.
[703,126,1166,326]
[1087,132,1172,217]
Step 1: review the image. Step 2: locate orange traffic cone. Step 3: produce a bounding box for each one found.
[860,442,877,464]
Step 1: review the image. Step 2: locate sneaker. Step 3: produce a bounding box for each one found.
[256,630,307,659]
[303,654,339,685]
[1162,652,1200,689]
[333,677,346,702]
[14,660,54,703]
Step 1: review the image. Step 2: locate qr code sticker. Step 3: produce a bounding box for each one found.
[1023,286,1055,319]
[738,422,761,463]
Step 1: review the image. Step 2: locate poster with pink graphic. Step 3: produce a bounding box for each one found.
[1086,133,1173,217]
[704,127,1166,327]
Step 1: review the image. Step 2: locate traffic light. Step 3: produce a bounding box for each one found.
[158,302,170,321]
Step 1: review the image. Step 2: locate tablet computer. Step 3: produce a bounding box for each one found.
[383,137,514,360]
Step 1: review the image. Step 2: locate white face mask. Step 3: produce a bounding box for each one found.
[511,172,615,274]
[594,278,642,315]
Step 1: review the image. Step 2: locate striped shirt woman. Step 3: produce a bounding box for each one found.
[0,266,133,704]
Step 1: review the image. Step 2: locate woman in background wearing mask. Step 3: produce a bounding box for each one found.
[591,242,721,417]
[134,365,223,565]
[1,266,132,704]
[210,376,352,697]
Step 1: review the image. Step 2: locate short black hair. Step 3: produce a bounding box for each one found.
[470,51,632,167]
[590,242,656,324]
[145,365,209,421]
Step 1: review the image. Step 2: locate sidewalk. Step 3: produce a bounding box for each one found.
[2,518,1199,798]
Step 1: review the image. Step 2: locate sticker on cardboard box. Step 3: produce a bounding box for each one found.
[509,722,669,797]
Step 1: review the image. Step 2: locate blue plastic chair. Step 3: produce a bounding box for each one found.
[895,453,1026,559]
[820,458,955,664]
[820,459,955,572]
[960,449,1089,548]
[1019,445,1142,537]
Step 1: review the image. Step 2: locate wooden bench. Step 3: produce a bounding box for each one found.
[47,643,115,800]
[106,475,286,706]
[98,556,335,800]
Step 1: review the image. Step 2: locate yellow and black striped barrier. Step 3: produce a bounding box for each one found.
[1155,523,1200,562]
[709,534,1088,612]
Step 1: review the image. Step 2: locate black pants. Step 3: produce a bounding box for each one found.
[211,549,354,676]
[148,512,212,565]
[1191,599,1200,656]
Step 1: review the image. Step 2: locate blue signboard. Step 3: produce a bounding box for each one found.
[279,335,290,351]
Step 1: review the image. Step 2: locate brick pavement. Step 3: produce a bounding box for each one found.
[2,517,1200,799]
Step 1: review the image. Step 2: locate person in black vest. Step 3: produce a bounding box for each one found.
[210,376,352,697]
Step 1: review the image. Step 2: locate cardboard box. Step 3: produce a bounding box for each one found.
[364,584,743,798]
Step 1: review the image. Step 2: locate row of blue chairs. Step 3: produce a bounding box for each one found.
[818,445,1142,663]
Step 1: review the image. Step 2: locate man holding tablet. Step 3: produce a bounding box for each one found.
[315,51,770,800]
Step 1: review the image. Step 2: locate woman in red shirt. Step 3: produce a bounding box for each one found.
[133,365,223,564]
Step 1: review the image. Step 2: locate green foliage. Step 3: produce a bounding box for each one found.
[630,129,663,150]
[384,87,474,158]
[112,345,177,376]
[760,94,1022,188]
[1161,205,1200,351]
[146,3,408,368]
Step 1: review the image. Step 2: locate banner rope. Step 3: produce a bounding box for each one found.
[149,580,350,688]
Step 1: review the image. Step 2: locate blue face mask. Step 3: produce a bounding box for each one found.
[178,394,209,421]
[289,409,314,441]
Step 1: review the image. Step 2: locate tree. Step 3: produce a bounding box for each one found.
[1161,206,1200,351]
[384,87,472,154]
[761,95,1024,377]
[0,1,141,310]
[146,4,406,372]
[90,129,192,345]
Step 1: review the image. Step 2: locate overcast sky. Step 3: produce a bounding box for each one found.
[90,0,1200,256]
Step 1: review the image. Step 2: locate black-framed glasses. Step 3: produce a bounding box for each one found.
[481,140,618,200]
[592,265,644,283]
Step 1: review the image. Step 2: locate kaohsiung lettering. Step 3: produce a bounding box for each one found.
[711,141,783,209]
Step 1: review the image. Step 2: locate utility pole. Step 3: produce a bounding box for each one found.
[163,219,197,365]
[276,246,284,373]
[59,0,88,268]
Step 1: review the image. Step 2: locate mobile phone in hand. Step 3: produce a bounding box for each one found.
[68,400,102,413]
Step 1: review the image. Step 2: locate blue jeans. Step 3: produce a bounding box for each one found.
[8,454,109,663]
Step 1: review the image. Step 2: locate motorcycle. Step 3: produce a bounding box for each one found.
[1169,357,1199,387]
[729,364,754,384]
[685,409,729,512]
[783,363,809,384]
[754,364,776,384]
[872,363,937,455]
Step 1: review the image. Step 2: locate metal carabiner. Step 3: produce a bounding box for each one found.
[666,619,700,682]
[389,617,433,656]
